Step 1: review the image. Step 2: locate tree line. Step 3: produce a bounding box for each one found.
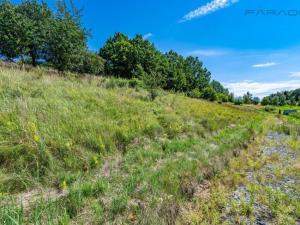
[0,0,233,102]
[262,89,300,106]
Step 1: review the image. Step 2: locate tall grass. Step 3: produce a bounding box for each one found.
[0,67,265,224]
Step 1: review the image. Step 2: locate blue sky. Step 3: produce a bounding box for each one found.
[13,0,300,97]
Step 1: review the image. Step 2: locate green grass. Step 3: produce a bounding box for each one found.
[277,105,300,110]
[0,67,266,224]
[181,116,300,225]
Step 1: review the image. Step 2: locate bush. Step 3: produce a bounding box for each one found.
[264,105,276,112]
[104,78,128,89]
[234,97,243,105]
[217,93,229,102]
[128,78,144,88]
[201,86,217,102]
[187,89,201,99]
[78,52,105,75]
[148,89,159,101]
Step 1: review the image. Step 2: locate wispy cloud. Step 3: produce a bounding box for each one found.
[252,62,277,68]
[225,79,300,98]
[289,72,300,78]
[143,33,153,40]
[181,0,239,22]
[188,49,229,57]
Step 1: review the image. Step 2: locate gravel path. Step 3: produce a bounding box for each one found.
[222,132,300,225]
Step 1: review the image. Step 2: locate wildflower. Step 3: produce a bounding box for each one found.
[30,122,37,133]
[33,134,40,143]
[93,156,99,165]
[60,180,68,190]
[65,142,72,149]
[98,137,105,151]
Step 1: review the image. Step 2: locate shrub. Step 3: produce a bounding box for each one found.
[217,93,229,102]
[104,78,128,89]
[234,97,243,105]
[264,105,276,112]
[188,89,201,99]
[78,52,105,75]
[128,78,144,88]
[148,89,159,101]
[201,86,217,102]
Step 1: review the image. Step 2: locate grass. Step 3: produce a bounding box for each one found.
[180,116,300,225]
[0,67,266,224]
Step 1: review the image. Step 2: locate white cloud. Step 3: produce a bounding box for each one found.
[181,0,239,22]
[252,62,277,68]
[225,79,300,98]
[188,49,228,57]
[289,72,300,78]
[143,33,153,40]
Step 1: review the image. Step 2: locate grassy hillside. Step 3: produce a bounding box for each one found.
[0,67,265,224]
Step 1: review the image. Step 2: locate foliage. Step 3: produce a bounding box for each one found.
[264,105,276,112]
[0,1,27,60]
[201,86,217,101]
[99,33,231,101]
[77,51,105,75]
[45,1,87,72]
[253,97,260,105]
[0,0,232,102]
[0,0,93,73]
[99,32,134,78]
[211,80,228,94]
[262,88,300,106]
[243,91,253,104]
[16,0,53,66]
[234,97,243,105]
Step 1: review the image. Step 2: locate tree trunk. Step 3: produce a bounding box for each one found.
[30,47,37,67]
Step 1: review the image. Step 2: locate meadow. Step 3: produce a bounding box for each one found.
[0,67,266,224]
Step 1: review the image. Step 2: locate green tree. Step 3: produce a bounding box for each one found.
[164,51,187,91]
[45,1,87,72]
[211,80,229,94]
[234,97,243,105]
[201,86,217,102]
[131,34,160,75]
[252,97,260,105]
[0,1,26,60]
[185,56,211,91]
[217,93,229,102]
[243,92,253,104]
[78,52,105,75]
[99,32,134,78]
[16,0,52,66]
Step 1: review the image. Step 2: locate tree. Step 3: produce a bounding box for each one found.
[201,86,217,102]
[164,51,187,91]
[252,97,260,105]
[0,1,27,60]
[211,80,229,94]
[243,92,253,104]
[131,34,160,75]
[77,52,105,75]
[234,97,243,105]
[217,93,229,102]
[185,56,211,91]
[16,0,53,66]
[45,0,87,72]
[99,32,134,78]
